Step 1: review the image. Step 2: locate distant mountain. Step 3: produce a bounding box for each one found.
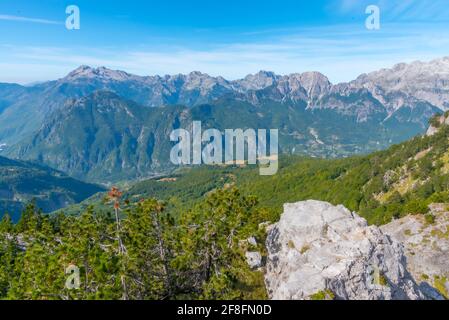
[0,155,104,221]
[0,57,447,146]
[0,58,447,182]
[3,91,187,183]
[3,89,432,183]
[351,57,449,111]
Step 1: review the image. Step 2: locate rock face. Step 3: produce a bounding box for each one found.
[426,113,449,136]
[352,57,449,112]
[381,204,449,299]
[265,200,427,300]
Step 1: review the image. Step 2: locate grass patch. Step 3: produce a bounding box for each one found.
[310,289,335,300]
[425,214,436,225]
[433,276,449,299]
[299,244,310,254]
[430,227,449,239]
[287,240,295,249]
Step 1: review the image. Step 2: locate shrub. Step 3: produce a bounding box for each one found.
[425,214,435,225]
[404,200,429,215]
[299,244,310,254]
[429,115,442,128]
[310,289,335,300]
[434,276,449,299]
[379,274,388,287]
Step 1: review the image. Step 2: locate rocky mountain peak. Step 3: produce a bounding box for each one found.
[183,71,229,90]
[298,71,330,84]
[296,71,331,98]
[58,57,449,111]
[187,70,207,77]
[64,65,93,79]
[64,65,134,82]
[353,57,449,111]
[237,70,279,91]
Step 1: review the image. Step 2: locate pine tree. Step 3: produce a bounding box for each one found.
[175,187,262,299]
[123,199,174,299]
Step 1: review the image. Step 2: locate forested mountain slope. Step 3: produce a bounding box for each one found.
[0,156,104,221]
[103,112,449,226]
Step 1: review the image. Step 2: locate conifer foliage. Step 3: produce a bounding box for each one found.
[0,187,267,299]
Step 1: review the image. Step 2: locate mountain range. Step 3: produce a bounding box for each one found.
[0,57,448,183]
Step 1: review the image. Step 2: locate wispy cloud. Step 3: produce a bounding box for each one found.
[329,0,449,21]
[0,14,62,25]
[1,18,449,85]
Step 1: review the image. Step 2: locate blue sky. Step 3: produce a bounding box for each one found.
[1,0,449,84]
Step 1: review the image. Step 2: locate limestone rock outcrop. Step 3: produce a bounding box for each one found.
[381,204,449,299]
[265,200,429,300]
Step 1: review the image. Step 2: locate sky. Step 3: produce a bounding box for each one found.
[0,0,449,84]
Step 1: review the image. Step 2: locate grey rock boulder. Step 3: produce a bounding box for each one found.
[246,251,263,269]
[265,200,428,300]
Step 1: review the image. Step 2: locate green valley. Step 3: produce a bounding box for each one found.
[65,113,449,226]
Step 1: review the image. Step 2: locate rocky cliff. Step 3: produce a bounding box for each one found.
[381,203,449,299]
[264,200,443,300]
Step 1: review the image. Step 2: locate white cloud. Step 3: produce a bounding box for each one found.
[0,14,61,25]
[329,0,449,21]
[1,22,449,84]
